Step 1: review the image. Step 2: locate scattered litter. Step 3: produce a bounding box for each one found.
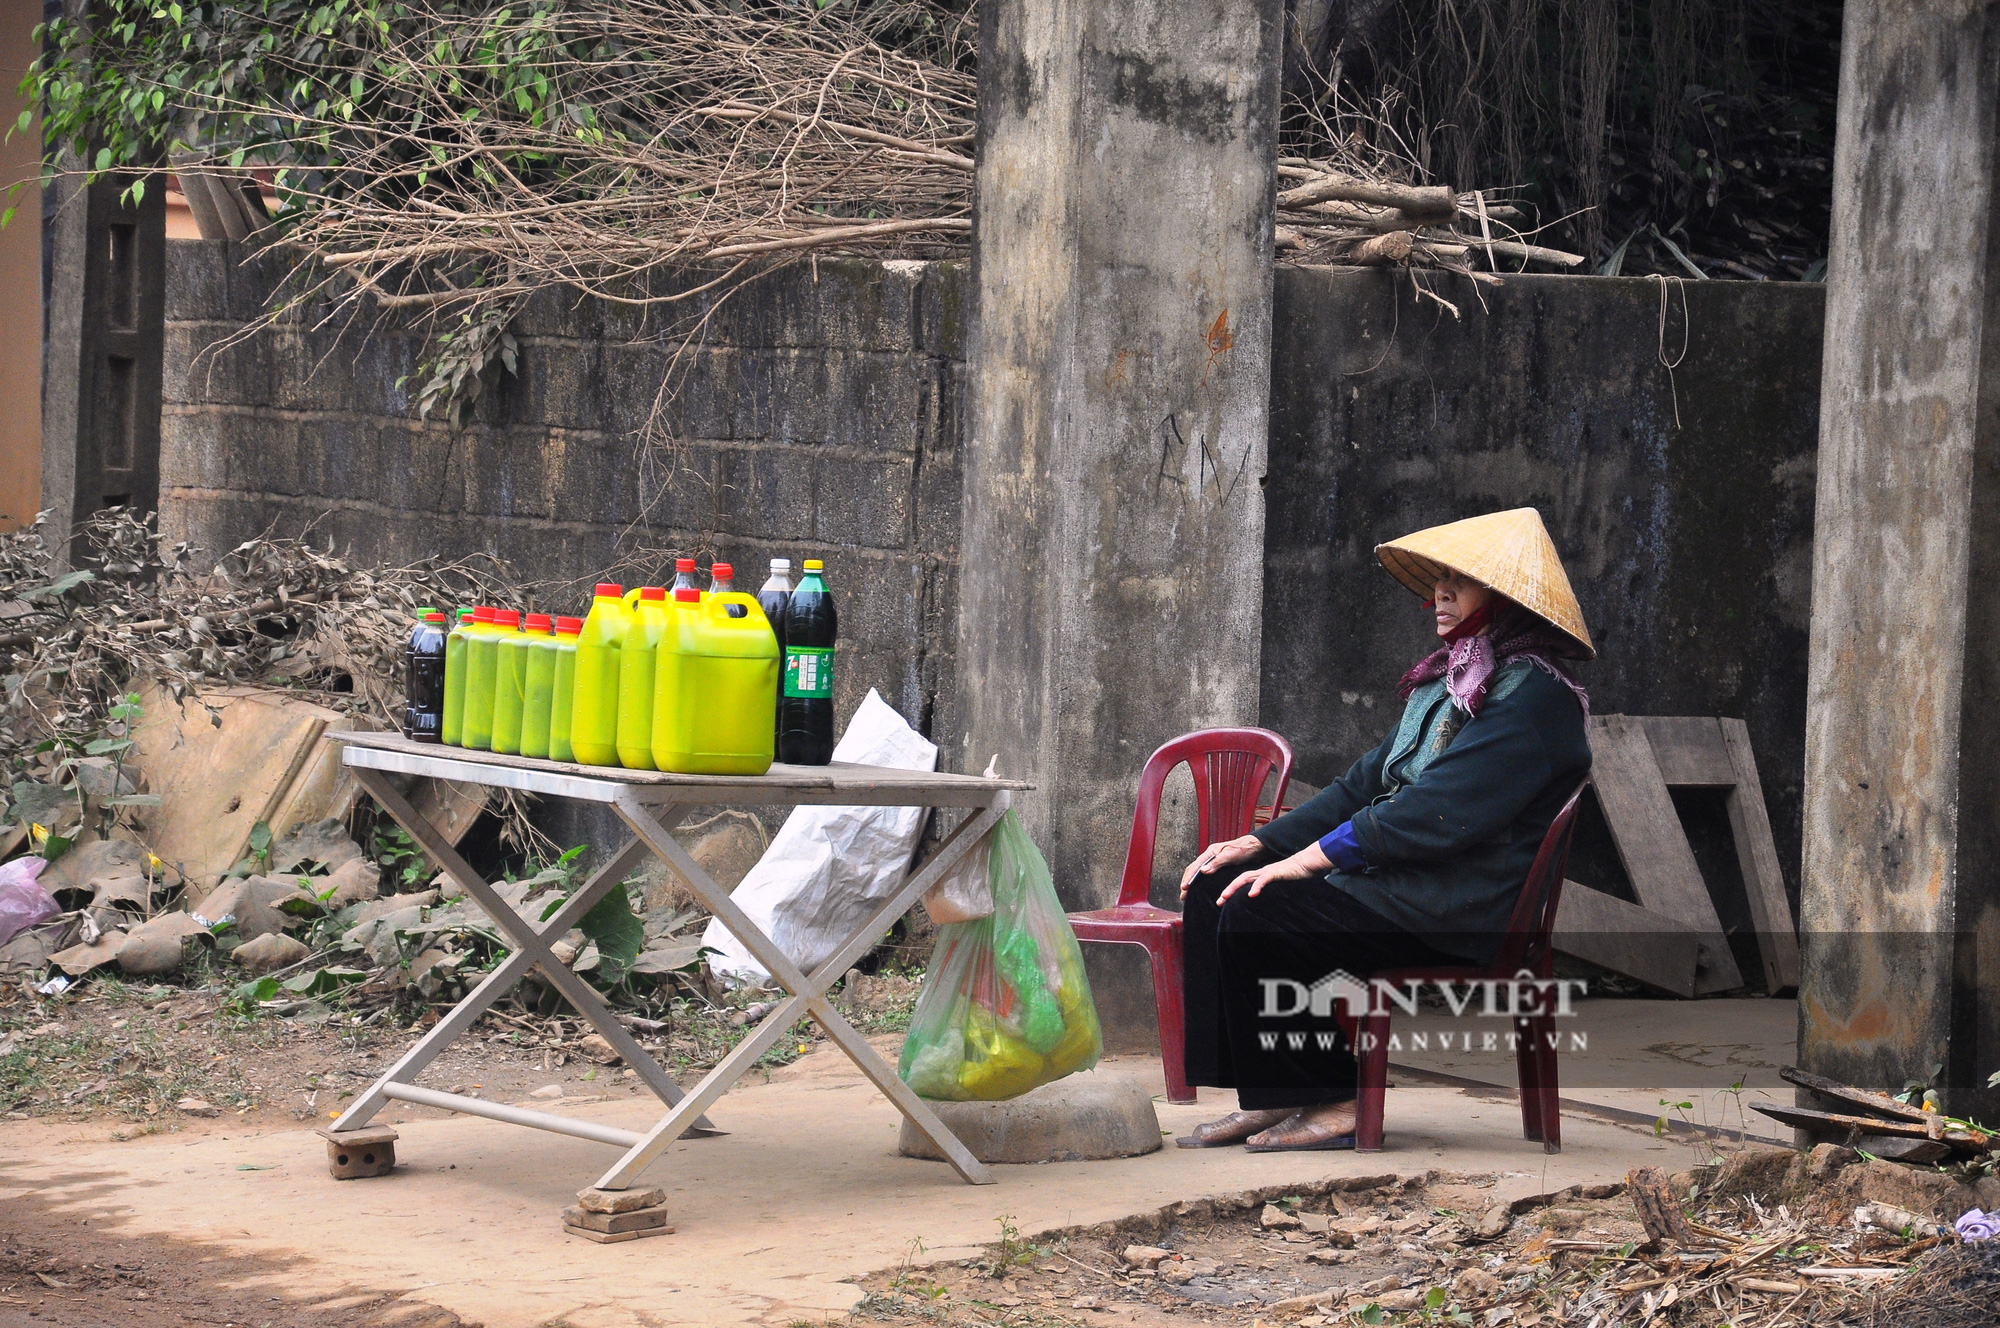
[1957,1208,1998,1241]
[0,856,55,946]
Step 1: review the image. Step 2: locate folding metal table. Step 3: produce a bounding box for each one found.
[324,729,1027,1189]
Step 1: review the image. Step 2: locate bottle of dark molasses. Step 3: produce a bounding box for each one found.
[405,612,449,743]
[777,559,836,765]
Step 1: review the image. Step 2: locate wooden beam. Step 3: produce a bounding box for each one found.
[1552,882,1701,997]
[1586,716,1744,992]
[1631,716,1736,786]
[1719,718,1801,993]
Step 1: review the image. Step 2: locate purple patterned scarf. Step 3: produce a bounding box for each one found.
[1397,605,1590,718]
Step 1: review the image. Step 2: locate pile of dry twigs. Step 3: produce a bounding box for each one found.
[202,0,976,309]
[0,510,515,799]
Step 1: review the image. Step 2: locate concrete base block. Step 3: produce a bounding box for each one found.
[899,1075,1163,1164]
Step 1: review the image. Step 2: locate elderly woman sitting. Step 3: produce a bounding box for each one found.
[1176,509,1594,1152]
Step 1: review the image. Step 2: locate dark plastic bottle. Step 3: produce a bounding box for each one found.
[404,605,436,689]
[405,611,449,743]
[778,559,836,765]
[759,559,793,751]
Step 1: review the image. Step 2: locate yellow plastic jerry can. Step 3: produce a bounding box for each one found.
[651,588,780,775]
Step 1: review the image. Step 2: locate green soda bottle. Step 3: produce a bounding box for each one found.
[488,610,528,754]
[570,584,629,766]
[616,587,669,770]
[520,614,559,759]
[462,607,505,750]
[549,616,583,762]
[441,607,479,746]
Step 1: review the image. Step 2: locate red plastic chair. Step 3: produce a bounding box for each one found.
[1068,728,1294,1104]
[1345,783,1586,1153]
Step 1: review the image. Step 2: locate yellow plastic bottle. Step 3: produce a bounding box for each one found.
[569,584,628,767]
[514,614,558,758]
[461,606,504,751]
[549,616,583,762]
[652,586,780,775]
[616,587,669,770]
[488,610,529,754]
[441,608,478,747]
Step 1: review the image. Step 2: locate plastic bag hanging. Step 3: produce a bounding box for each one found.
[899,810,1103,1101]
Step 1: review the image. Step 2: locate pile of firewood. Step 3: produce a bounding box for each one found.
[1274,159,1585,280]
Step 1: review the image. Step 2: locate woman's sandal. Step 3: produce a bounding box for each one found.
[1242,1111,1358,1152]
[1173,1108,1295,1148]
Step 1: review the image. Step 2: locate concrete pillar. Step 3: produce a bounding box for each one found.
[957,0,1281,1038]
[1798,0,2000,1114]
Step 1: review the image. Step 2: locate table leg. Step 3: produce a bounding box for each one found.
[596,789,1001,1188]
[335,770,715,1135]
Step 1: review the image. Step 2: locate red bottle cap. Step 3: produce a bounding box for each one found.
[555,616,584,635]
[639,586,666,601]
[472,606,496,622]
[594,582,623,598]
[525,613,553,633]
[711,562,733,580]
[424,612,447,624]
[674,587,700,603]
[492,609,521,629]
[676,558,696,573]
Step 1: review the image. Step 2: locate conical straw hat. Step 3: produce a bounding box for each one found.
[1375,508,1595,659]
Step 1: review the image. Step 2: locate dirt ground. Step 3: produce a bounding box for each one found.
[0,1200,473,1327]
[0,972,906,1140]
[854,1173,1595,1328]
[0,981,1966,1328]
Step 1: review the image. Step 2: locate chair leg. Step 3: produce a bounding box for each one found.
[1513,1015,1544,1142]
[1535,1013,1562,1153]
[1354,1013,1390,1152]
[1141,931,1194,1105]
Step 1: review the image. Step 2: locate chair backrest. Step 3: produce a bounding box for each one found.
[1490,782,1587,973]
[1113,727,1294,908]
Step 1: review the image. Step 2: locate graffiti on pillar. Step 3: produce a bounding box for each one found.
[1201,308,1235,385]
[1153,410,1251,508]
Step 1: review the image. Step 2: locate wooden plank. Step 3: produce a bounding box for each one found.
[131,683,334,885]
[1552,883,1701,997]
[1586,715,1743,992]
[410,778,489,848]
[1751,1103,1991,1150]
[269,711,380,838]
[331,728,1032,792]
[1718,718,1801,993]
[1779,1066,1929,1123]
[1630,716,1736,786]
[1855,1136,1951,1163]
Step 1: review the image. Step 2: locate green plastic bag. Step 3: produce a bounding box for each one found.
[898,811,1104,1101]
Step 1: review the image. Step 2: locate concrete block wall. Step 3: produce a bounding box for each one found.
[161,242,965,745]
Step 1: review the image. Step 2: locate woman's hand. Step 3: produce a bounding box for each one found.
[1217,843,1333,905]
[1180,834,1264,898]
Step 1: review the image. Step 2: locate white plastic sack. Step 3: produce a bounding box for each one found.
[703,689,937,985]
[922,836,993,926]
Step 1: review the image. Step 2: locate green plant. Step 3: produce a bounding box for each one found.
[225,819,274,878]
[4,691,161,849]
[372,822,430,893]
[988,1215,1043,1272]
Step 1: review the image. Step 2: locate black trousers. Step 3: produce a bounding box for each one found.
[1181,854,1459,1111]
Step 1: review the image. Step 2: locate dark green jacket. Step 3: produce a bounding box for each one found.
[1255,658,1590,962]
